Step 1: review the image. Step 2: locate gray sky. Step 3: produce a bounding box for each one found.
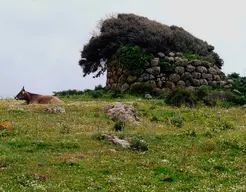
[1,0,245,97]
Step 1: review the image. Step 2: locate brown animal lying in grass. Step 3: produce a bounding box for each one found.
[15,86,63,104]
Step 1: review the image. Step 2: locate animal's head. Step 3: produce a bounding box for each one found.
[15,86,27,100]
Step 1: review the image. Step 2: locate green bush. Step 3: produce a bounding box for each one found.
[228,72,240,79]
[79,13,224,77]
[159,58,175,75]
[119,45,153,75]
[113,121,125,131]
[129,82,156,95]
[94,84,105,91]
[110,89,124,98]
[182,53,209,62]
[91,90,104,98]
[130,136,148,152]
[194,85,212,100]
[165,87,197,107]
[170,115,183,128]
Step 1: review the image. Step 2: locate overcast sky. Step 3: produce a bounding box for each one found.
[0,0,245,98]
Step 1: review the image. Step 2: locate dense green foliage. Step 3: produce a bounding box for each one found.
[165,87,197,107]
[118,45,153,74]
[79,13,223,77]
[159,58,175,75]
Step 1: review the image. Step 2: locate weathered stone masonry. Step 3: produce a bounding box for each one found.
[106,52,231,91]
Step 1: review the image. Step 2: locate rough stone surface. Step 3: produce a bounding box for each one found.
[121,83,130,92]
[145,94,152,99]
[151,58,159,67]
[106,52,224,91]
[177,80,186,87]
[169,52,175,57]
[186,65,196,72]
[127,76,137,83]
[200,79,208,85]
[192,72,201,79]
[157,81,162,88]
[157,52,165,58]
[104,102,139,123]
[146,68,152,74]
[196,66,207,73]
[166,81,175,90]
[167,57,174,63]
[152,66,161,75]
[43,106,65,113]
[181,72,192,81]
[169,73,180,83]
[192,60,202,66]
[192,79,200,86]
[175,66,185,74]
[208,67,218,75]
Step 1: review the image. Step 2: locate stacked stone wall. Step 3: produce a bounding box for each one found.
[106,52,231,91]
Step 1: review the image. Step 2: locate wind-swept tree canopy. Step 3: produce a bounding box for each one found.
[79,13,223,78]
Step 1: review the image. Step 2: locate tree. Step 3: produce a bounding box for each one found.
[79,13,223,78]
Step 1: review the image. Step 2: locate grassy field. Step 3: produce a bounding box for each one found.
[0,96,245,192]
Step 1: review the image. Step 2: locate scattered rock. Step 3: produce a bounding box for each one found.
[145,94,152,99]
[104,102,139,123]
[43,106,65,113]
[104,134,130,148]
[241,104,246,109]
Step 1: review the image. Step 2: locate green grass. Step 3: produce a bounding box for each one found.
[0,97,245,191]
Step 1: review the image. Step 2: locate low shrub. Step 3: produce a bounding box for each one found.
[170,115,183,128]
[119,45,153,75]
[130,136,148,151]
[110,89,124,98]
[159,58,175,75]
[113,121,125,131]
[129,82,156,95]
[165,87,197,107]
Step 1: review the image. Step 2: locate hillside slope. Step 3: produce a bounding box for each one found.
[0,97,245,191]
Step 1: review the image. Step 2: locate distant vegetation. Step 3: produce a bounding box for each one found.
[54,72,246,107]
